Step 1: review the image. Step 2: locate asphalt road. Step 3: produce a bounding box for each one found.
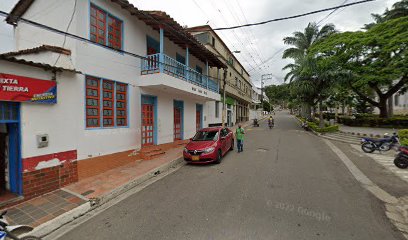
[56,111,404,240]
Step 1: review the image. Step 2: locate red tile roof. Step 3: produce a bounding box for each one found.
[2,45,71,58]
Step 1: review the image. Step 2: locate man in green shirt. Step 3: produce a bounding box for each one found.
[235,124,245,152]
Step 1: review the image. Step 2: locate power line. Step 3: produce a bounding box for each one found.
[234,0,267,63]
[221,0,264,67]
[212,0,376,31]
[317,0,349,26]
[53,0,77,66]
[188,1,256,73]
[206,0,260,71]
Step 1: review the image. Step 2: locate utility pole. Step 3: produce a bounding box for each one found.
[261,74,273,112]
[222,69,227,127]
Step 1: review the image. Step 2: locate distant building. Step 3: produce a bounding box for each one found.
[187,25,252,127]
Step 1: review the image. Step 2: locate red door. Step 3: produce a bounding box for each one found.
[142,104,154,146]
[174,108,182,141]
[196,110,201,132]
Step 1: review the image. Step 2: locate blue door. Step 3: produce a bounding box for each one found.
[0,102,21,195]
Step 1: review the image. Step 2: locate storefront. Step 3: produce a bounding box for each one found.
[0,69,58,201]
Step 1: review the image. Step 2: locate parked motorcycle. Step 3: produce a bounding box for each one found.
[301,121,309,131]
[361,132,399,153]
[253,119,259,127]
[394,146,408,169]
[0,211,41,240]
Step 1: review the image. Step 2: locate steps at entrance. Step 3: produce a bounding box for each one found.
[320,132,362,144]
[139,140,188,160]
[139,146,166,160]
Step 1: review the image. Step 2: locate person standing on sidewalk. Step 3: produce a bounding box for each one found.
[236,124,245,152]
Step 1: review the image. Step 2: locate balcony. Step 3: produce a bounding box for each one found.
[140,53,220,101]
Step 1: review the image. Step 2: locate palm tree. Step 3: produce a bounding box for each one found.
[364,0,408,29]
[282,23,336,60]
[386,0,408,19]
[282,22,336,120]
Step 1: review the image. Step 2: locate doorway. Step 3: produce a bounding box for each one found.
[174,100,184,141]
[0,101,21,197]
[196,104,203,131]
[141,96,157,147]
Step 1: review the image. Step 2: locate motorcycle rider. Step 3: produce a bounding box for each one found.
[268,115,274,127]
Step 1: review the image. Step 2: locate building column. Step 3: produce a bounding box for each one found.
[185,46,189,80]
[159,27,164,73]
[206,60,209,89]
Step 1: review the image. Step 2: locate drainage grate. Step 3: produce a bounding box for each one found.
[81,190,95,196]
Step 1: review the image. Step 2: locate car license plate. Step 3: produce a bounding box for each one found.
[192,155,199,161]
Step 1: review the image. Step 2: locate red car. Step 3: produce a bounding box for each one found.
[183,127,234,164]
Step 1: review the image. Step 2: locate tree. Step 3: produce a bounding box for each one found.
[364,0,408,29]
[282,23,336,120]
[311,16,408,118]
[265,84,290,107]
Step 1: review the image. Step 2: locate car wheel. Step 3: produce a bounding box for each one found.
[230,140,234,151]
[215,149,222,164]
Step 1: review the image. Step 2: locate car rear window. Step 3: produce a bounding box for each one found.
[192,131,219,141]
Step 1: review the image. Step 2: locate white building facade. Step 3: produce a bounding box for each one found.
[0,0,225,200]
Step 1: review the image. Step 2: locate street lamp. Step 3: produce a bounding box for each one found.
[261,74,273,113]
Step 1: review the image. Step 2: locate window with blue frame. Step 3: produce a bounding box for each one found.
[90,4,123,50]
[86,76,128,128]
[146,35,160,55]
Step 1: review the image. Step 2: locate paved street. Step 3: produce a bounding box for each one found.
[54,111,405,240]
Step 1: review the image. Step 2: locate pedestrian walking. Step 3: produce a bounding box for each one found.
[236,124,245,152]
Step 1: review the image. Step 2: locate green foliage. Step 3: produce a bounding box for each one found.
[310,16,408,118]
[311,17,408,88]
[365,0,408,29]
[400,139,408,146]
[398,129,408,146]
[338,116,408,128]
[307,122,339,133]
[282,22,337,113]
[265,84,290,105]
[297,116,339,133]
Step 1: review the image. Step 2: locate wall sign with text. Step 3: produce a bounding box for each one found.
[0,73,57,104]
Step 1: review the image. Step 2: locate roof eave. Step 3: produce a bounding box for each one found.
[6,0,35,25]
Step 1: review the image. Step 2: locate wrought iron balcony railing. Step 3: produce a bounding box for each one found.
[141,53,219,93]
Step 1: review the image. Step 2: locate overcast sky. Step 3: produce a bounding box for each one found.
[131,0,399,87]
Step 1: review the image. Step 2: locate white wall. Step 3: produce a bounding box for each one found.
[204,101,222,126]
[0,0,17,53]
[141,88,206,144]
[11,0,221,161]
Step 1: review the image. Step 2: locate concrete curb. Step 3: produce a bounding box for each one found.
[29,156,185,238]
[340,130,382,138]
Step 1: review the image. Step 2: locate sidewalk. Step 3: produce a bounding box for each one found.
[1,144,186,238]
[340,125,396,137]
[1,120,263,238]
